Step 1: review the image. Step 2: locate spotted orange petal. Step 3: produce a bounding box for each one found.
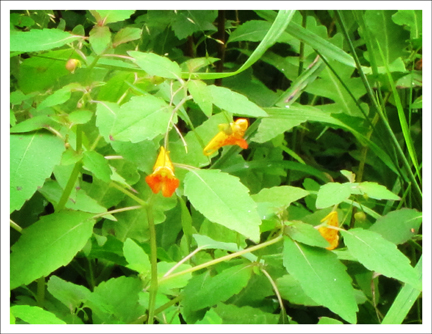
[318,211,339,250]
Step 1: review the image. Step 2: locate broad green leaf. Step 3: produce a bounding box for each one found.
[252,185,309,208]
[187,80,213,117]
[10,131,65,213]
[89,25,111,55]
[368,208,422,244]
[90,10,135,24]
[341,228,421,290]
[382,256,422,324]
[316,182,352,209]
[252,105,341,143]
[38,180,109,216]
[214,302,279,324]
[128,51,182,79]
[82,151,112,183]
[318,317,344,324]
[123,238,151,275]
[362,10,410,66]
[10,29,82,53]
[227,20,293,44]
[196,309,223,325]
[284,221,330,248]
[113,27,142,47]
[171,10,218,40]
[36,84,80,111]
[10,115,59,133]
[10,211,94,289]
[47,275,92,310]
[184,169,262,242]
[193,234,257,262]
[157,261,193,295]
[111,139,157,174]
[354,182,401,201]
[85,276,145,324]
[95,95,173,143]
[276,274,320,306]
[11,305,66,324]
[392,10,422,39]
[207,85,268,117]
[181,263,253,312]
[283,236,358,323]
[68,110,93,125]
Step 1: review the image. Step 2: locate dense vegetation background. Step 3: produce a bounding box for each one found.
[10,9,422,325]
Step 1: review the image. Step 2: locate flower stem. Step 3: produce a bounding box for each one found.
[146,195,158,324]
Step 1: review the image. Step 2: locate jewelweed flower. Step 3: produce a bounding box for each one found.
[145,147,179,197]
[203,118,249,156]
[318,211,339,250]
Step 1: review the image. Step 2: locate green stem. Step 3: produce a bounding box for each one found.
[56,161,82,212]
[56,125,83,212]
[36,276,45,308]
[159,234,283,284]
[110,182,147,207]
[146,195,158,324]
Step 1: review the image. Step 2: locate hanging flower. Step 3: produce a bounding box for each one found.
[145,147,179,197]
[203,118,249,156]
[318,211,339,250]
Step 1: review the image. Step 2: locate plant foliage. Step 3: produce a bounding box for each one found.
[10,9,422,325]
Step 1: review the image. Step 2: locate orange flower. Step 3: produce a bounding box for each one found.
[318,211,339,250]
[145,147,179,197]
[203,118,249,156]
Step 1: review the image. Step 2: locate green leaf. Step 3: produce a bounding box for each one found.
[89,25,111,55]
[195,309,223,324]
[111,139,157,174]
[187,80,212,117]
[355,182,401,201]
[252,185,309,208]
[392,10,422,39]
[207,85,268,117]
[10,115,59,133]
[10,29,81,53]
[252,105,340,143]
[85,276,145,324]
[82,151,112,183]
[284,221,330,248]
[47,275,92,310]
[214,302,279,324]
[95,95,173,143]
[362,10,410,66]
[123,238,151,275]
[171,10,217,40]
[158,261,193,294]
[11,305,66,324]
[316,182,352,209]
[90,10,135,24]
[10,211,95,289]
[276,274,320,306]
[227,20,292,44]
[184,169,262,242]
[181,263,253,312]
[10,131,65,213]
[382,256,422,324]
[368,208,422,244]
[318,316,344,324]
[128,51,182,79]
[341,228,421,290]
[68,110,93,125]
[36,84,79,111]
[113,27,142,47]
[283,236,358,323]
